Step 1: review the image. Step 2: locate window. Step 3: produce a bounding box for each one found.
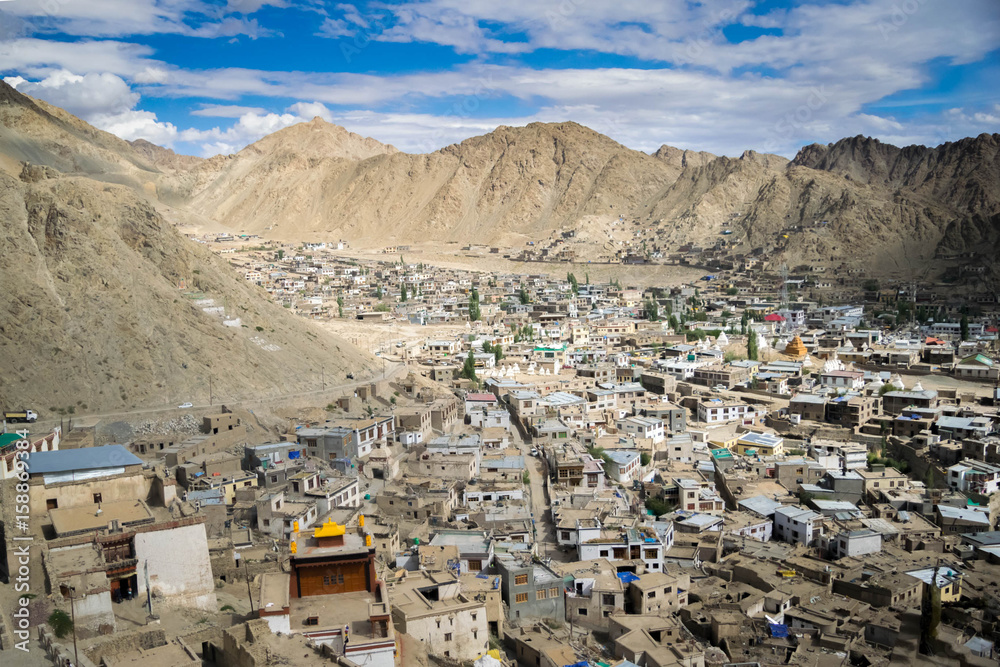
[305,616,319,626]
[561,531,571,540]
[602,594,615,606]
[577,608,588,616]
[515,593,528,604]
[537,590,546,600]
[549,588,559,598]
[514,574,529,586]
[647,591,656,599]
[93,493,103,504]
[444,633,453,641]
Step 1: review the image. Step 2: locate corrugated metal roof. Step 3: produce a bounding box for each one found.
[26,445,141,475]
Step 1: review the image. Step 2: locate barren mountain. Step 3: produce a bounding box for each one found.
[0,82,377,413]
[177,120,680,244]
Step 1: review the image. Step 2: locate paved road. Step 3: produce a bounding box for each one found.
[18,362,407,437]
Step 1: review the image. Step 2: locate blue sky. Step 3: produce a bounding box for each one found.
[1,0,998,158]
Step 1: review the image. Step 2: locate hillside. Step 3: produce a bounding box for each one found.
[177,121,680,244]
[3,78,998,285]
[0,165,375,413]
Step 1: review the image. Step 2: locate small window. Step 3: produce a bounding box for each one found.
[514,574,529,586]
[515,593,528,604]
[578,607,588,616]
[549,587,559,598]
[536,590,546,600]
[93,493,103,504]
[444,633,452,641]
[305,616,319,626]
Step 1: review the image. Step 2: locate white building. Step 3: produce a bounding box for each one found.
[826,528,881,559]
[774,506,823,547]
[615,416,665,444]
[696,399,752,424]
[947,460,1000,496]
[603,449,642,483]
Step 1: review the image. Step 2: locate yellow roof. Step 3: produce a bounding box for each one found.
[314,518,346,538]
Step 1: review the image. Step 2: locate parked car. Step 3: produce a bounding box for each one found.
[346,373,355,379]
[178,402,193,409]
[530,448,539,457]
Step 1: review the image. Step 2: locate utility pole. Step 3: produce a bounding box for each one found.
[68,586,80,667]
[145,559,153,616]
[244,557,255,613]
[209,374,214,406]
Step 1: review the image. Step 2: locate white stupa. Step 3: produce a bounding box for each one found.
[911,380,924,392]
[803,355,814,368]
[717,331,730,346]
[888,374,905,390]
[822,353,844,373]
[867,377,885,394]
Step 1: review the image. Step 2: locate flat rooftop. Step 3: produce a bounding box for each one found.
[49,499,154,536]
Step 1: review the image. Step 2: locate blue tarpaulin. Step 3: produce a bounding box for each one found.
[769,623,789,638]
[288,450,301,459]
[617,572,640,584]
[564,662,589,667]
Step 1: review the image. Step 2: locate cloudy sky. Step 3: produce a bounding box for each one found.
[1,0,998,158]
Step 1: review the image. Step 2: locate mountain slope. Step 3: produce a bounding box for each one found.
[0,163,375,413]
[179,121,681,243]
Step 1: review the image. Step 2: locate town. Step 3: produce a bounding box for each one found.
[2,232,999,667]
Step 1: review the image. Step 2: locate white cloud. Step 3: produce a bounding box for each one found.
[2,0,284,39]
[6,70,139,118]
[191,103,269,118]
[90,109,179,145]
[316,17,353,38]
[285,101,333,120]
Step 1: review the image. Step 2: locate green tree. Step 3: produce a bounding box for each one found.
[960,314,969,341]
[276,249,284,260]
[400,282,408,302]
[493,344,504,363]
[337,295,344,318]
[567,272,579,295]
[585,273,590,285]
[48,609,73,639]
[747,328,759,361]
[644,496,674,517]
[640,452,651,466]
[376,285,383,299]
[519,285,530,305]
[482,340,493,354]
[459,349,478,384]
[919,568,942,654]
[468,287,481,322]
[668,314,679,331]
[644,299,659,321]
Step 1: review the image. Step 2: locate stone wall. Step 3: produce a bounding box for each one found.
[82,627,166,665]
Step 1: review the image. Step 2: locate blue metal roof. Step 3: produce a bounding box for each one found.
[26,445,142,475]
